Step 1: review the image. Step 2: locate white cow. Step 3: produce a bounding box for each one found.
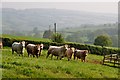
[12,41,25,56]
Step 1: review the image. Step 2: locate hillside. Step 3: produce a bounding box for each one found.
[2,8,117,32]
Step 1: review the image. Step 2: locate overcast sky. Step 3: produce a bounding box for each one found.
[1,0,119,2]
[1,2,118,14]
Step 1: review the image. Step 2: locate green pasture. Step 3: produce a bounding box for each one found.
[2,34,52,42]
[1,48,119,78]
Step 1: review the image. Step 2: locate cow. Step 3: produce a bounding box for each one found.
[46,45,68,60]
[26,44,43,58]
[12,41,25,56]
[46,45,62,58]
[74,49,89,62]
[65,47,75,61]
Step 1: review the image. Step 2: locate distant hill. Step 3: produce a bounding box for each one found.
[2,8,117,32]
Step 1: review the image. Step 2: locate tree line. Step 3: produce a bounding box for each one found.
[3,23,118,47]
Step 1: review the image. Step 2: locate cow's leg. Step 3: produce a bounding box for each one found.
[46,54,50,59]
[46,52,50,58]
[69,56,72,61]
[81,59,83,62]
[33,55,35,57]
[74,56,76,60]
[57,56,59,59]
[20,51,23,57]
[51,54,53,59]
[84,59,85,62]
[17,51,20,56]
[21,53,24,57]
[28,53,29,57]
[60,56,62,60]
[70,56,72,59]
[68,58,70,61]
[36,54,38,58]
[60,57,62,60]
[12,49,14,54]
[39,53,41,57]
[17,52,20,56]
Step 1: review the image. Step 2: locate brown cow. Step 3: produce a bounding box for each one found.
[74,49,88,62]
[26,44,43,58]
[65,47,75,61]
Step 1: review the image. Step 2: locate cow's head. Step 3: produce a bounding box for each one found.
[19,41,25,54]
[21,41,25,48]
[85,50,89,56]
[40,44,44,50]
[70,47,75,53]
[64,44,68,50]
[83,50,89,56]
[36,44,43,56]
[36,45,41,51]
[61,45,69,57]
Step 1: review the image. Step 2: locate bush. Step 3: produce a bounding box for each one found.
[51,33,64,43]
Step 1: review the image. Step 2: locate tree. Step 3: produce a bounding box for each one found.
[94,35,112,47]
[43,30,53,39]
[51,33,64,43]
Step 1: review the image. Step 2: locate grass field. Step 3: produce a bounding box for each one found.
[2,34,52,42]
[1,47,119,79]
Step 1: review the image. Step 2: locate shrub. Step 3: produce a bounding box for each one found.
[51,33,64,43]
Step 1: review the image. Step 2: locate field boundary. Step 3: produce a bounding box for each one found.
[103,53,120,67]
[1,36,120,56]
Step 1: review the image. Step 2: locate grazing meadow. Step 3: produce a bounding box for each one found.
[1,47,119,79]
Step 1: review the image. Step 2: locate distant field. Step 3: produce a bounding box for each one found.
[62,25,116,33]
[2,34,52,42]
[1,48,119,78]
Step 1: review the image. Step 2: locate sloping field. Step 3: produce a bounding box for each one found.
[1,48,119,79]
[2,34,52,42]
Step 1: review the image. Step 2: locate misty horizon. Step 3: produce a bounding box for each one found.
[1,2,118,14]
[1,7,118,15]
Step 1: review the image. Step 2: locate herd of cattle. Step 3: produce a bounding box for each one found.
[12,41,89,62]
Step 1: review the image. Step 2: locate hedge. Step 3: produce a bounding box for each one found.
[1,37,119,55]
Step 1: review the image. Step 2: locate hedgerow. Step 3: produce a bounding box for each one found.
[1,37,119,55]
